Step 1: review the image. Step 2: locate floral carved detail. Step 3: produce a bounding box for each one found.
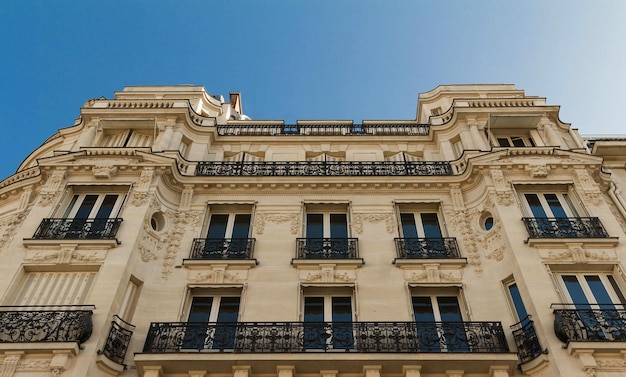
[255,213,300,235]
[445,207,482,274]
[527,164,550,178]
[38,168,66,207]
[92,164,118,179]
[352,213,394,234]
[596,359,626,368]
[161,210,202,279]
[575,169,603,206]
[16,359,51,371]
[189,269,244,284]
[131,168,155,206]
[490,169,513,206]
[0,211,28,250]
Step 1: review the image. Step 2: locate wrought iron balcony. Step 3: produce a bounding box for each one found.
[99,316,135,365]
[195,161,452,177]
[522,217,609,238]
[296,238,359,259]
[189,238,255,259]
[143,321,509,353]
[217,124,430,137]
[0,305,94,344]
[553,304,626,343]
[510,316,545,364]
[32,218,123,240]
[394,237,461,259]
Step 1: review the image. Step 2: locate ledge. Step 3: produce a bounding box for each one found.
[520,353,550,375]
[134,352,519,376]
[567,341,626,355]
[292,258,364,266]
[182,259,257,267]
[23,238,120,248]
[526,237,619,248]
[0,342,80,355]
[96,353,125,376]
[393,258,468,266]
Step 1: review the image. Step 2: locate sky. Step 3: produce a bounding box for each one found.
[1,1,625,180]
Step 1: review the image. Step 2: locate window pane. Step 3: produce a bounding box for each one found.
[437,296,462,322]
[525,194,547,218]
[188,297,213,322]
[607,275,626,305]
[497,138,510,147]
[207,214,228,239]
[304,297,325,322]
[511,137,526,147]
[330,214,348,238]
[545,194,567,218]
[412,296,436,322]
[216,297,240,322]
[421,213,442,238]
[400,213,418,238]
[75,195,98,218]
[95,194,119,219]
[306,214,324,238]
[332,297,352,322]
[62,195,79,218]
[562,275,590,309]
[231,214,251,239]
[585,275,615,309]
[508,283,529,322]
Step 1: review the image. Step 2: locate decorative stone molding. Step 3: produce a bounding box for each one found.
[188,267,247,284]
[24,245,106,265]
[254,213,300,235]
[92,164,118,179]
[38,168,66,207]
[445,207,482,274]
[131,168,155,206]
[352,213,394,234]
[490,168,513,206]
[161,209,202,279]
[296,264,358,283]
[541,244,616,263]
[527,164,550,178]
[404,264,462,283]
[16,358,50,371]
[575,169,603,206]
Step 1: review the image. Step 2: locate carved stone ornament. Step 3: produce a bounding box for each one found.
[527,164,550,178]
[161,209,203,279]
[575,169,603,206]
[489,168,513,206]
[24,247,105,264]
[444,206,482,274]
[92,164,118,179]
[16,358,51,371]
[352,213,395,234]
[298,266,356,283]
[131,168,155,206]
[255,213,300,235]
[188,268,245,284]
[542,245,616,263]
[38,168,66,207]
[405,267,461,283]
[0,211,28,250]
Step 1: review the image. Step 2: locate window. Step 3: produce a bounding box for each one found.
[497,136,535,147]
[306,152,345,162]
[559,273,626,309]
[301,204,354,259]
[506,282,530,323]
[223,152,263,162]
[14,271,96,306]
[303,292,354,350]
[411,291,467,352]
[61,193,125,219]
[200,208,253,259]
[118,277,142,322]
[101,130,154,148]
[183,295,241,350]
[522,192,579,218]
[384,152,421,162]
[395,204,457,258]
[51,191,126,239]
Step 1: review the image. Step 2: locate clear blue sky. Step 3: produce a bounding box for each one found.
[1,1,625,180]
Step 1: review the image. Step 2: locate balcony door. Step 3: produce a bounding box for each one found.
[400,212,446,257]
[305,213,349,258]
[412,295,466,352]
[303,296,353,350]
[559,274,626,341]
[61,193,124,238]
[523,193,578,219]
[184,296,240,350]
[204,214,251,258]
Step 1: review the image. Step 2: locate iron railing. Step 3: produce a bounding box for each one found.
[189,238,256,259]
[296,238,359,259]
[195,161,452,177]
[553,304,626,343]
[510,316,545,364]
[99,316,135,365]
[217,124,430,137]
[0,306,94,344]
[394,237,461,259]
[143,321,509,353]
[32,218,123,240]
[522,217,609,238]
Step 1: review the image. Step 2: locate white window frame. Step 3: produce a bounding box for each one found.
[60,193,126,219]
[304,204,350,238]
[201,204,254,239]
[517,186,586,218]
[396,204,447,238]
[557,272,626,306]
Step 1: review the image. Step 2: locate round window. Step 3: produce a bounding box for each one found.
[150,211,167,232]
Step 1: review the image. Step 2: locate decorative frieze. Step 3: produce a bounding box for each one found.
[352,213,394,234]
[254,213,300,235]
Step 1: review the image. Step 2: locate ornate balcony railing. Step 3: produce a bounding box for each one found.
[99,316,135,365]
[510,316,545,364]
[553,304,626,343]
[217,124,430,137]
[189,238,255,259]
[0,305,94,344]
[296,238,359,259]
[143,321,509,353]
[394,237,461,259]
[195,161,452,177]
[32,218,123,240]
[522,217,609,238]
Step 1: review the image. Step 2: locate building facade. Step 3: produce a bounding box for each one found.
[0,84,625,377]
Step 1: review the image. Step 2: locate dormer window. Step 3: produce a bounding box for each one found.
[497,136,535,147]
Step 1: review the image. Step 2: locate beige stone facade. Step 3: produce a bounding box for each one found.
[0,84,625,377]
